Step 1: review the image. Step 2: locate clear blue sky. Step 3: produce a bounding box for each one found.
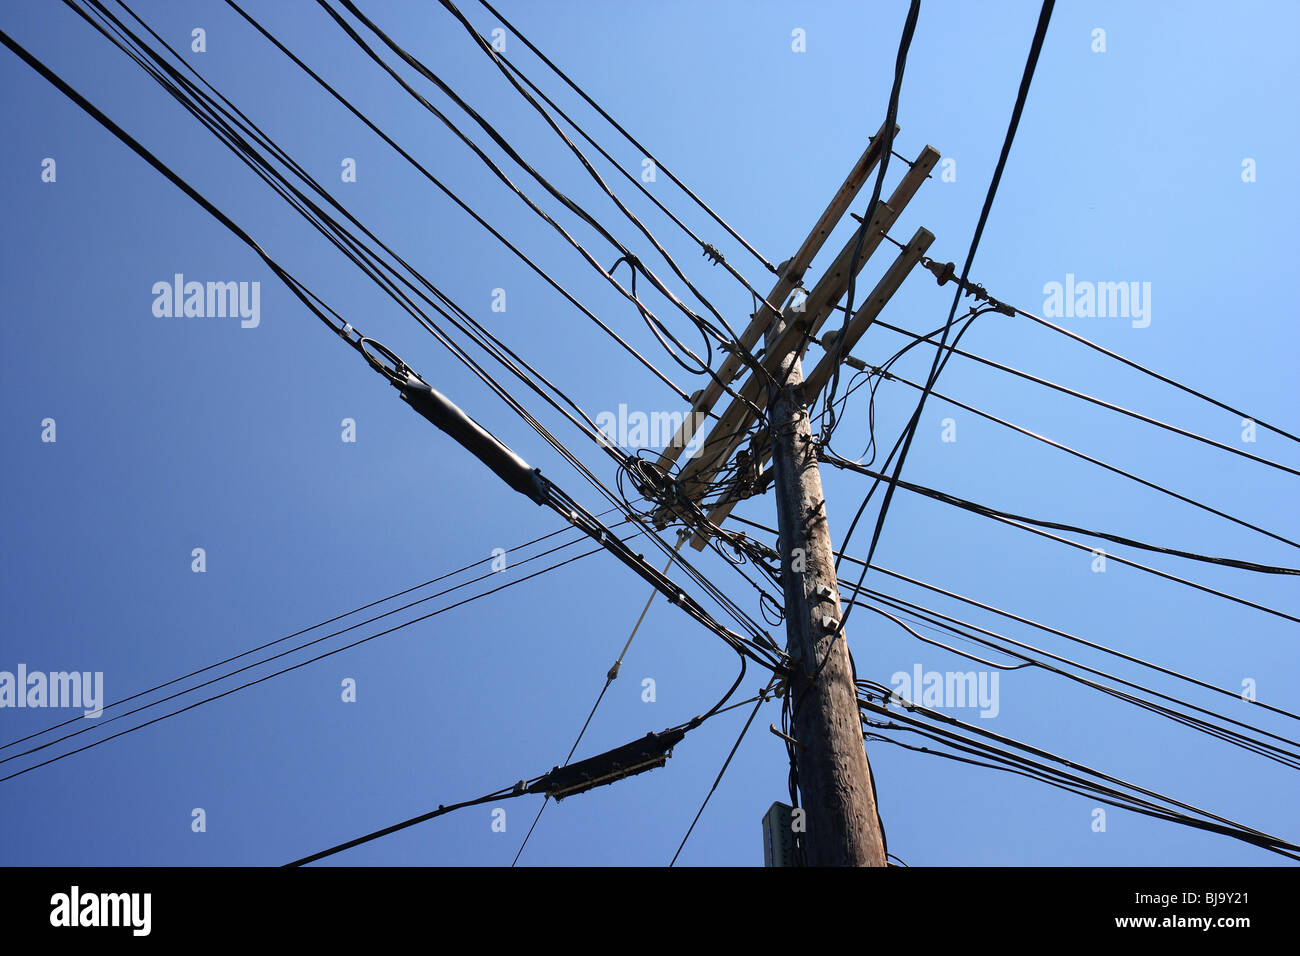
[1,0,1296,866]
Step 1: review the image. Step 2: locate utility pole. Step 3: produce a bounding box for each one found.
[651,126,939,866]
[766,310,885,867]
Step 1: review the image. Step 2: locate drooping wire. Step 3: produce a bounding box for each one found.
[436,0,761,356]
[512,536,689,866]
[824,453,1300,578]
[670,683,774,866]
[857,684,1300,860]
[320,0,769,419]
[836,0,1056,636]
[730,511,1300,724]
[821,0,922,441]
[473,0,779,276]
[833,338,1300,549]
[844,587,1300,769]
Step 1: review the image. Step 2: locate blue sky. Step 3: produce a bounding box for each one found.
[1,0,1296,866]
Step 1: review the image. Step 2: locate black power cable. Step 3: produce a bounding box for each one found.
[821,0,922,440]
[838,0,1056,636]
[825,454,1300,577]
[846,587,1300,769]
[0,514,624,755]
[670,684,774,866]
[730,512,1300,723]
[868,316,1300,477]
[854,360,1300,550]
[857,687,1300,861]
[0,544,606,785]
[474,0,778,276]
[1017,305,1300,446]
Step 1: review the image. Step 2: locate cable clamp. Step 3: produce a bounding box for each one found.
[701,243,725,266]
[357,337,413,388]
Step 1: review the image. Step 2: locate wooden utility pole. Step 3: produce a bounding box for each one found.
[649,127,938,866]
[766,311,886,867]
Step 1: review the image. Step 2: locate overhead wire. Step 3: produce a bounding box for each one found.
[863,718,1299,861]
[834,0,1056,650]
[844,586,1300,769]
[221,0,695,404]
[435,0,764,357]
[473,0,779,276]
[820,0,922,440]
[31,0,1295,867]
[512,535,689,866]
[6,21,782,756]
[857,682,1300,860]
[456,4,787,321]
[84,0,643,481]
[670,682,774,866]
[823,453,1300,577]
[729,511,1300,723]
[837,356,1300,550]
[319,0,772,423]
[1016,305,1300,446]
[0,540,609,784]
[868,314,1300,477]
[0,509,627,754]
[83,0,781,627]
[289,681,755,866]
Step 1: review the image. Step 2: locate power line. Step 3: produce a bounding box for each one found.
[821,0,921,439]
[1016,305,1300,446]
[867,315,1300,477]
[899,248,1300,447]
[319,0,762,409]
[864,720,1299,861]
[288,702,738,866]
[473,0,779,276]
[858,686,1300,861]
[670,685,772,866]
[220,0,695,404]
[845,586,1300,769]
[75,0,781,633]
[511,538,686,866]
[848,357,1300,549]
[21,0,1292,869]
[3,20,785,771]
[836,0,1056,638]
[729,512,1300,723]
[457,8,785,321]
[0,532,620,768]
[0,542,607,784]
[286,785,519,867]
[0,512,623,754]
[823,453,1300,577]
[832,456,1300,624]
[76,0,656,484]
[433,0,759,358]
